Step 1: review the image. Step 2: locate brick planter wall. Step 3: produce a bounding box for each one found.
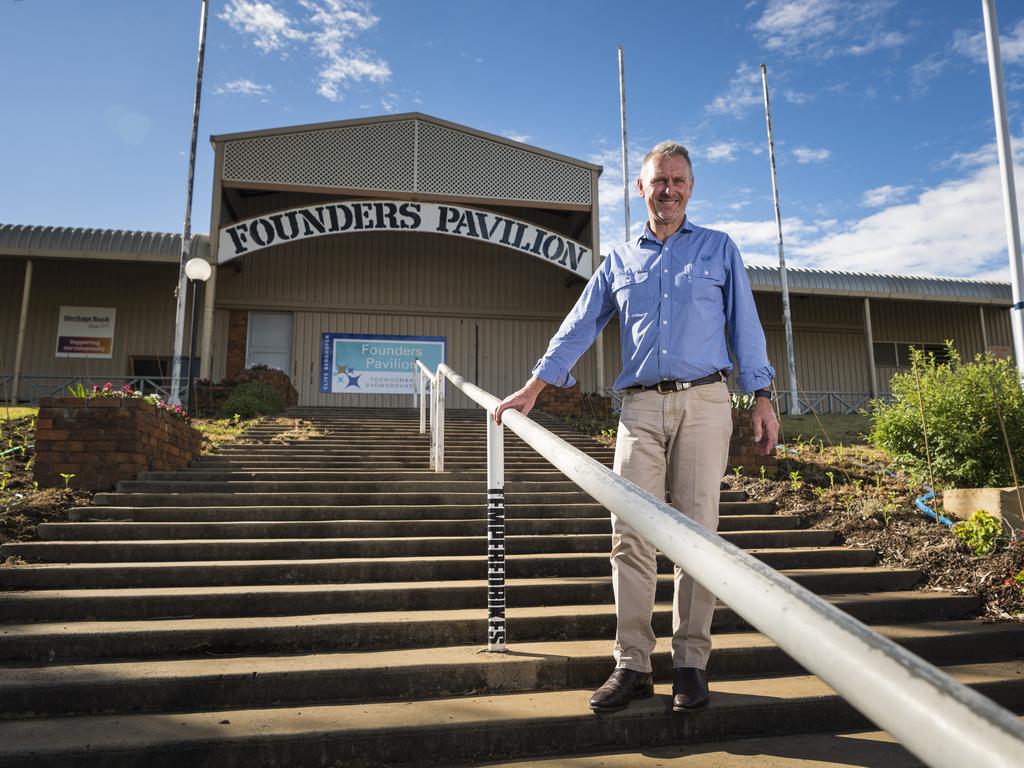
[34,397,203,490]
[728,409,778,477]
[193,369,298,418]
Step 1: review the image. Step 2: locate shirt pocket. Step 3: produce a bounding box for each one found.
[690,259,725,305]
[611,269,651,316]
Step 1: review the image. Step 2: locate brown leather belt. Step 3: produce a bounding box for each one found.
[625,371,727,394]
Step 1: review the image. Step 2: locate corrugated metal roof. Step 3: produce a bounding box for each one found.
[0,224,209,264]
[746,263,1012,306]
[0,223,1012,305]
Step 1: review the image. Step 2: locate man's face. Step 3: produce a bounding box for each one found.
[637,154,694,233]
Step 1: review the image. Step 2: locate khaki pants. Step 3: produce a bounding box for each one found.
[610,382,733,672]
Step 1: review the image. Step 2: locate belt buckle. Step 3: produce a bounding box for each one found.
[656,380,685,394]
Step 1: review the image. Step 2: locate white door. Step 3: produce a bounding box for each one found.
[247,312,293,375]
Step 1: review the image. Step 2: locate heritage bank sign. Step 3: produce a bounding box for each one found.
[218,200,593,279]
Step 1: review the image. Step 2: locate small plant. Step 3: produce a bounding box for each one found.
[730,393,754,410]
[1014,569,1024,594]
[826,470,835,489]
[66,382,88,398]
[0,468,10,492]
[59,472,75,489]
[788,470,804,492]
[852,478,864,493]
[733,466,744,478]
[813,486,827,499]
[759,464,767,481]
[952,510,1004,556]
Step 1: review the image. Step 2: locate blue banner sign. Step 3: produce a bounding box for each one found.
[320,333,446,395]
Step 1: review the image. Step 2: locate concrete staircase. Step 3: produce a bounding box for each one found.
[0,406,1021,767]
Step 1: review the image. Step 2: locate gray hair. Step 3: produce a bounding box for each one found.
[642,141,693,178]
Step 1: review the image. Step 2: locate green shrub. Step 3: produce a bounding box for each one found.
[952,510,1004,556]
[219,383,284,420]
[868,345,1024,488]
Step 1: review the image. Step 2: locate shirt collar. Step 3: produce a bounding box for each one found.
[635,217,694,246]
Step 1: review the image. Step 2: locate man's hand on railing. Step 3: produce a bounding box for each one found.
[751,397,779,455]
[494,376,547,425]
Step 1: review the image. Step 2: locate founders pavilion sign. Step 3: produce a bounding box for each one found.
[218,200,593,279]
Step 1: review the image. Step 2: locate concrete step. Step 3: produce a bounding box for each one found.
[37,514,798,541]
[0,548,879,589]
[0,659,1018,767]
[88,491,605,507]
[88,489,750,507]
[0,568,922,622]
[137,469,577,481]
[2,621,1016,719]
[1,530,837,563]
[0,591,979,662]
[113,479,605,493]
[69,500,769,522]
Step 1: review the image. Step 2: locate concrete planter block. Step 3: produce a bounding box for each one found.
[33,397,203,491]
[942,487,1024,533]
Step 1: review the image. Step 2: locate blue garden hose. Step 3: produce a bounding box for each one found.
[915,485,954,527]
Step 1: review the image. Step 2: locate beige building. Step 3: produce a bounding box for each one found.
[0,114,1015,412]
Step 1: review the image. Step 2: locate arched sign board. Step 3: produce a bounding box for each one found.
[218,200,593,279]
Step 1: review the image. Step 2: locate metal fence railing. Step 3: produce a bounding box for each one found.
[415,360,1024,768]
[1,375,186,405]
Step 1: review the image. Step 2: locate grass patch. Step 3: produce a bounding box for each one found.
[192,417,249,453]
[1,407,38,422]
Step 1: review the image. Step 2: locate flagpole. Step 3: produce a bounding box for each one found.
[760,64,801,415]
[618,46,630,240]
[170,0,210,406]
[981,0,1024,378]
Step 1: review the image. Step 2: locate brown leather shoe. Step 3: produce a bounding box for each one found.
[672,667,709,711]
[589,668,654,713]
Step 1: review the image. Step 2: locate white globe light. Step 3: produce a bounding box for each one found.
[185,257,212,282]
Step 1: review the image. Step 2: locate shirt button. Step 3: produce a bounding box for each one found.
[664,268,668,273]
[663,293,668,298]
[704,270,709,275]
[662,320,668,325]
[661,349,667,354]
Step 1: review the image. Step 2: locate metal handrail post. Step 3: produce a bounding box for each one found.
[486,413,506,651]
[436,373,445,472]
[434,363,1024,768]
[430,376,438,470]
[419,369,427,434]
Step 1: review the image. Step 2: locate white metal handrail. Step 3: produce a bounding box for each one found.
[420,361,1024,768]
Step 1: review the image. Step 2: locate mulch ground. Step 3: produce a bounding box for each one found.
[725,443,1024,621]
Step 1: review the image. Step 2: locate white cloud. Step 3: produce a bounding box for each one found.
[219,0,305,52]
[792,147,831,163]
[752,0,905,59]
[502,130,533,144]
[380,91,399,113]
[215,79,273,96]
[220,0,390,101]
[706,63,762,118]
[862,184,912,207]
[783,89,814,105]
[954,18,1024,65]
[705,142,739,162]
[706,141,1024,280]
[909,53,947,96]
[848,30,905,56]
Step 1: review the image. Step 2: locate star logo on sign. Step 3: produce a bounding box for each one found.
[345,372,362,388]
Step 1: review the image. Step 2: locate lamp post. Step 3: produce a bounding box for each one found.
[184,257,212,415]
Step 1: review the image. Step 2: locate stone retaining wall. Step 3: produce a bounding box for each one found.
[33,397,202,490]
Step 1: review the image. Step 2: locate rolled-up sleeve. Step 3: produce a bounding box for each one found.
[723,238,776,393]
[531,266,616,388]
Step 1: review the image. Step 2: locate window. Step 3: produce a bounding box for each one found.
[873,342,952,367]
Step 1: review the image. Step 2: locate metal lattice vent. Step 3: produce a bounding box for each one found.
[415,121,591,205]
[221,118,591,206]
[223,120,417,192]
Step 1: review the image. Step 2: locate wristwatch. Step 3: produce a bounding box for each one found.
[754,389,772,402]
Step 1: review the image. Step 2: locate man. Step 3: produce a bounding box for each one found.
[495,141,779,714]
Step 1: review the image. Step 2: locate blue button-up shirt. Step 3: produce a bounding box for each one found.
[533,219,775,393]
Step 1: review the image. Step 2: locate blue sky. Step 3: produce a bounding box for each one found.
[4,0,1024,280]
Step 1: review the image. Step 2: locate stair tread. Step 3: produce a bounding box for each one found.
[0,660,1019,759]
[0,591,978,637]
